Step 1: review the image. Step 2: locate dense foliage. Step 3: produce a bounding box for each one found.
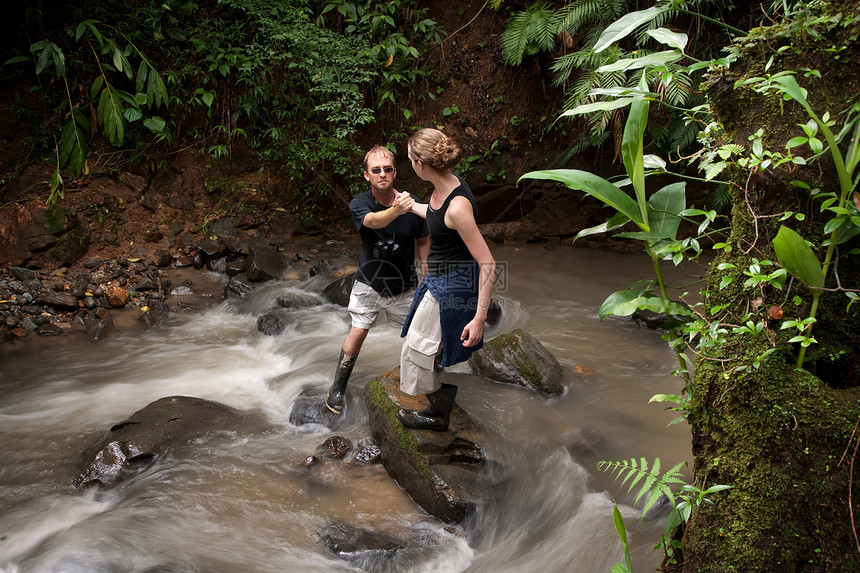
[501,0,773,159]
[3,0,442,206]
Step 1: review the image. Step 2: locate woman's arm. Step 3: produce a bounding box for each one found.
[447,196,496,347]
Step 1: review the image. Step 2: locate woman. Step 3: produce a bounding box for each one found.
[396,128,496,431]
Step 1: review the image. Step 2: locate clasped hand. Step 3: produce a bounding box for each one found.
[392,190,415,215]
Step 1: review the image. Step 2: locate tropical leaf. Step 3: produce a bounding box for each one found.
[645,28,688,51]
[647,182,686,240]
[597,50,682,73]
[598,289,695,320]
[593,6,668,53]
[573,211,631,242]
[520,169,643,225]
[772,225,824,288]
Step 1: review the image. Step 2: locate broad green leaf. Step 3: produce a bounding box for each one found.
[90,75,104,100]
[597,50,682,73]
[771,75,814,116]
[520,169,643,225]
[593,6,668,53]
[645,28,688,51]
[123,107,142,122]
[588,87,654,98]
[648,182,686,240]
[785,136,808,149]
[98,85,125,145]
[599,290,694,320]
[772,226,824,288]
[4,55,31,65]
[136,60,148,95]
[614,231,671,242]
[143,116,166,132]
[643,155,667,170]
[573,212,631,243]
[560,98,639,117]
[621,75,650,224]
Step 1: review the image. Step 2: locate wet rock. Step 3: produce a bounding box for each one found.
[276,292,323,309]
[354,438,382,464]
[105,285,129,307]
[318,522,406,567]
[84,308,115,341]
[153,250,172,268]
[302,455,319,468]
[631,302,691,331]
[225,275,253,298]
[208,257,227,273]
[75,396,254,488]
[288,390,342,429]
[198,237,226,259]
[9,266,34,281]
[35,291,80,310]
[135,276,156,291]
[246,243,287,282]
[365,371,505,524]
[469,329,564,396]
[322,273,355,307]
[225,257,246,276]
[320,436,351,459]
[256,310,290,336]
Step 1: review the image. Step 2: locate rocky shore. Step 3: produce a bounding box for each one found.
[0,235,356,343]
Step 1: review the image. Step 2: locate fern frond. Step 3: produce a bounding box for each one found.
[501,3,560,67]
[597,457,688,520]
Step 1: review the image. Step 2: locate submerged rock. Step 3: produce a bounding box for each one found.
[318,521,406,567]
[288,389,344,429]
[75,396,256,488]
[468,329,564,396]
[364,371,505,524]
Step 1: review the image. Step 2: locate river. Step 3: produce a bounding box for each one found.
[0,242,702,573]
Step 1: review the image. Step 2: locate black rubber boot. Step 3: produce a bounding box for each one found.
[325,349,356,415]
[396,383,457,431]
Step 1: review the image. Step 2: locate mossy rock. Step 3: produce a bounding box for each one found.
[364,371,505,524]
[468,329,564,396]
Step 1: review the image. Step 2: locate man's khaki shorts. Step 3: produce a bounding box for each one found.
[348,280,416,330]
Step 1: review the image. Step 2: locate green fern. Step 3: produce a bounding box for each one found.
[501,2,561,67]
[597,457,688,519]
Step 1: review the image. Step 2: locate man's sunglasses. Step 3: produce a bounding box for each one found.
[369,167,394,174]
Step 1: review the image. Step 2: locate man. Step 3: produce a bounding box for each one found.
[325,145,430,414]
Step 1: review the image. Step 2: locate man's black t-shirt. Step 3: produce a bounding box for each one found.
[351,190,428,296]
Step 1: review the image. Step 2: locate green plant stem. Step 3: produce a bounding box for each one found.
[674,8,746,37]
[794,111,852,368]
[651,250,692,385]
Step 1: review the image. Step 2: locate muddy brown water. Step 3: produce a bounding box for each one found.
[0,242,705,572]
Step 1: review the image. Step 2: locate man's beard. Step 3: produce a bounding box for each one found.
[373,181,393,194]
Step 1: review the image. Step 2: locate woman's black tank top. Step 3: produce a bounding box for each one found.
[426,176,478,276]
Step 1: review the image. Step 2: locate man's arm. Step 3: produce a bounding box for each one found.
[362,191,415,229]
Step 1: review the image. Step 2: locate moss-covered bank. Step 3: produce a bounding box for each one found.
[685,2,860,571]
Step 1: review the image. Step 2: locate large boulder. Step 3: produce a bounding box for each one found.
[364,370,505,524]
[468,329,564,396]
[322,272,355,307]
[75,396,259,488]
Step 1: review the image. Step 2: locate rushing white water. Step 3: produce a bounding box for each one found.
[0,242,699,573]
